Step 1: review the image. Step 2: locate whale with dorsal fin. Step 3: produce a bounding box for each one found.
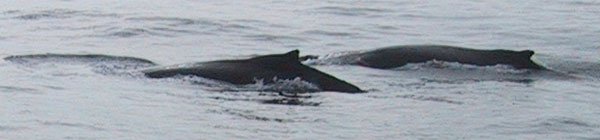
[302,45,546,70]
[142,50,364,93]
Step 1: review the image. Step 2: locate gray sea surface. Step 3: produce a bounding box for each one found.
[1,0,600,139]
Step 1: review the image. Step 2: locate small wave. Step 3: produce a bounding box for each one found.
[352,24,402,35]
[37,120,106,131]
[260,98,321,106]
[113,16,287,38]
[5,54,155,65]
[11,9,119,20]
[250,77,321,93]
[535,54,600,80]
[149,27,198,34]
[489,116,599,137]
[230,19,286,29]
[244,34,308,43]
[125,16,258,32]
[4,54,156,76]
[210,96,320,106]
[420,78,535,84]
[2,10,20,15]
[125,17,201,26]
[368,94,463,105]
[312,6,393,17]
[221,109,293,123]
[302,51,365,65]
[0,85,41,94]
[305,54,531,73]
[116,16,284,38]
[170,75,322,93]
[394,60,527,72]
[565,1,600,6]
[531,117,598,130]
[0,125,28,131]
[103,27,173,38]
[209,109,322,123]
[13,9,77,20]
[302,30,356,37]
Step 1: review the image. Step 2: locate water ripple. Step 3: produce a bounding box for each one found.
[121,16,270,37]
[0,85,41,94]
[302,30,355,37]
[368,94,463,105]
[125,16,212,27]
[244,34,308,43]
[4,54,156,76]
[104,27,172,38]
[564,1,600,6]
[209,96,321,106]
[313,6,393,17]
[209,109,323,123]
[530,117,598,131]
[13,9,78,20]
[37,120,106,131]
[11,9,119,20]
[0,125,28,131]
[491,117,599,136]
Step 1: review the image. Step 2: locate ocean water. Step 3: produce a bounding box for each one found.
[1,0,600,139]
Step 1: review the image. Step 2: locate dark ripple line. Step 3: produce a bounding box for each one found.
[4,53,156,76]
[0,85,41,94]
[125,16,205,26]
[209,96,320,106]
[302,30,356,37]
[532,117,598,128]
[313,6,393,17]
[397,13,497,21]
[368,94,463,105]
[420,78,535,84]
[104,27,173,38]
[13,9,77,20]
[492,117,599,135]
[125,16,253,31]
[1,10,21,15]
[12,9,119,20]
[122,17,265,36]
[209,109,294,123]
[38,120,106,131]
[4,54,156,65]
[150,27,199,34]
[318,6,393,13]
[209,109,323,123]
[0,125,28,131]
[231,19,290,29]
[565,1,600,6]
[244,34,308,42]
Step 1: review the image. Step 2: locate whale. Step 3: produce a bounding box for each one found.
[142,50,364,93]
[302,45,546,69]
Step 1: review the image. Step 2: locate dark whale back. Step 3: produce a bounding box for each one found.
[143,50,363,93]
[352,45,545,69]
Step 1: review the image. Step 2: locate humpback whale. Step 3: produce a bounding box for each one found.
[303,45,546,69]
[143,50,364,93]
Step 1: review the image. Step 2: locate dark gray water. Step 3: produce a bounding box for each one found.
[1,0,599,139]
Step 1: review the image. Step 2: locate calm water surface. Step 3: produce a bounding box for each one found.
[1,0,600,139]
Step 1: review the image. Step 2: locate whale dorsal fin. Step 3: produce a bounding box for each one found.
[519,50,535,58]
[284,50,300,60]
[249,49,301,64]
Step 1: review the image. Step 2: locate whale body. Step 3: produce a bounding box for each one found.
[143,50,363,93]
[305,45,546,69]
